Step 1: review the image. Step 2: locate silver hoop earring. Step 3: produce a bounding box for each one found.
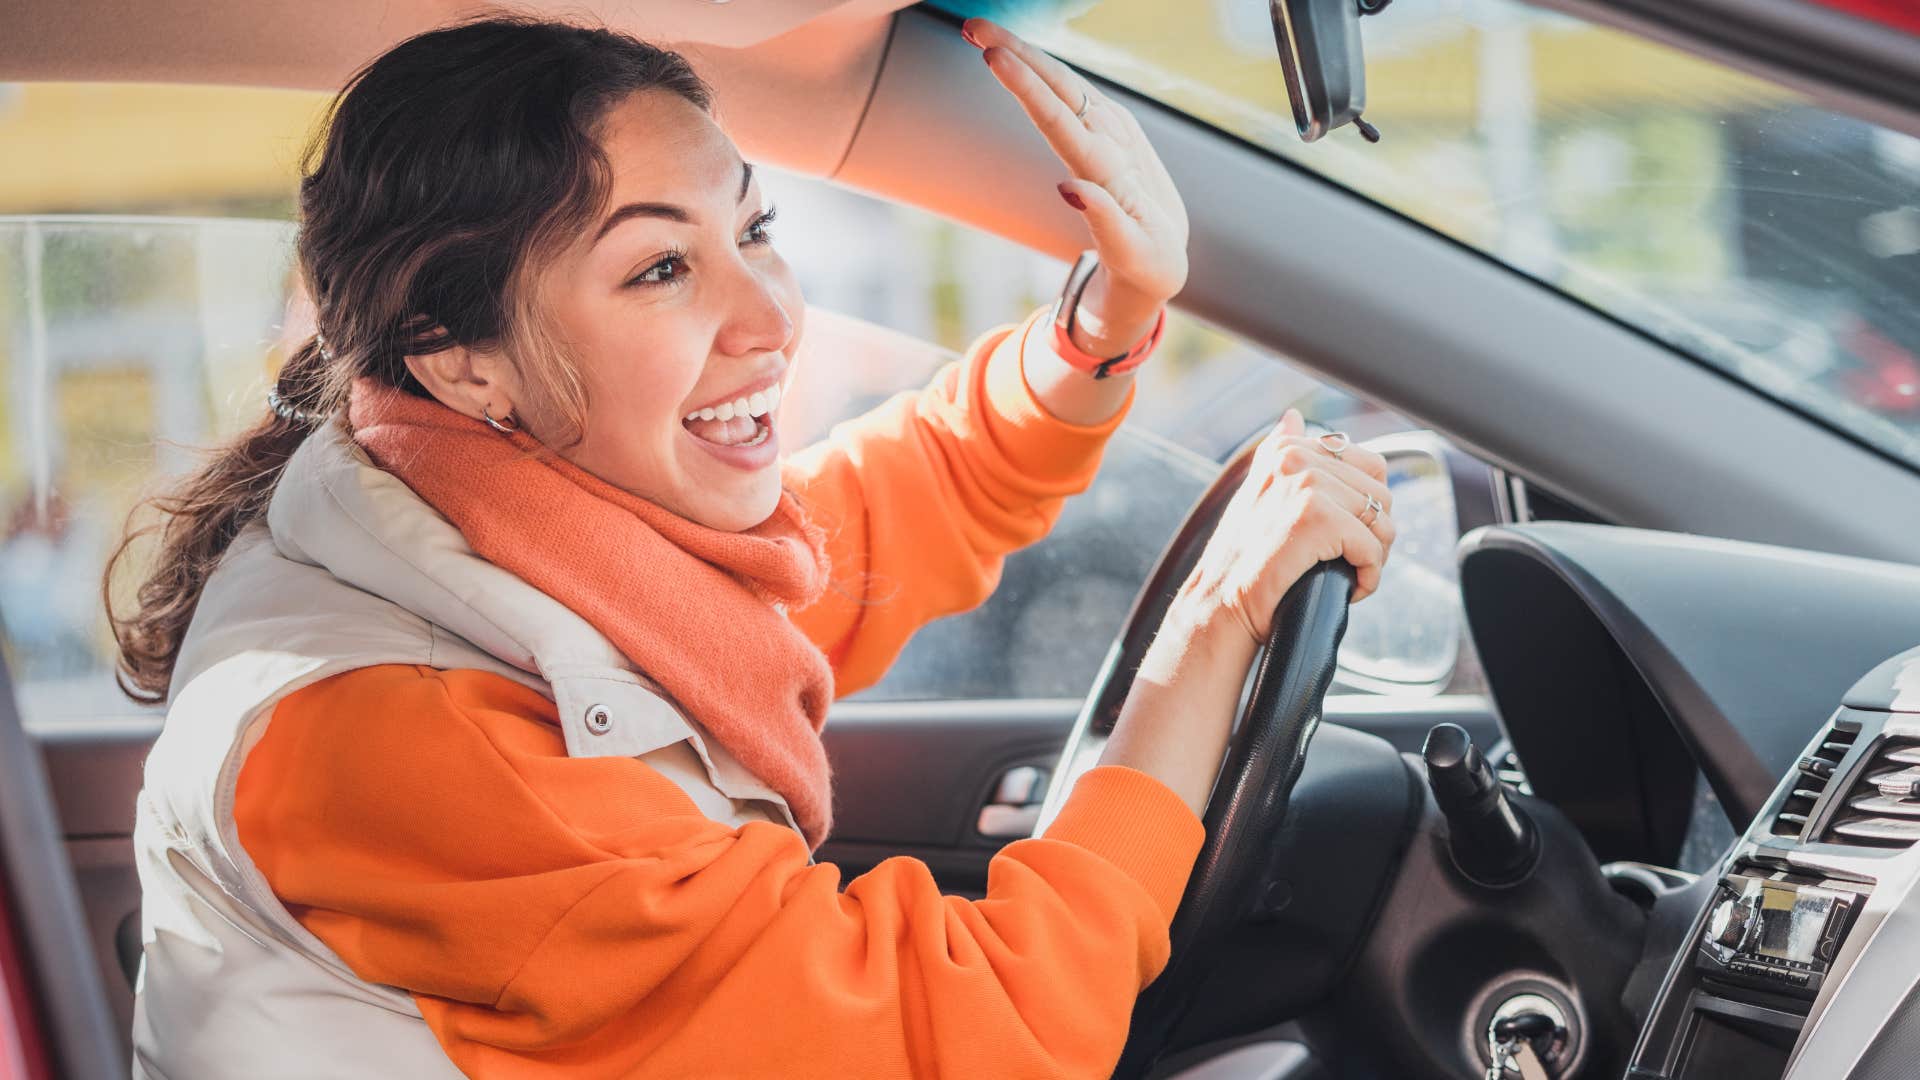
[482,404,519,434]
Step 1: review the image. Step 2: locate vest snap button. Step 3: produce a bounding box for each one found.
[585,704,614,735]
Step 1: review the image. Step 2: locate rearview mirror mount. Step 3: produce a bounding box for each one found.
[1268,0,1389,143]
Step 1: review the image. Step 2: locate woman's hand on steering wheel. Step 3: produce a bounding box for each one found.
[962,16,1187,357]
[1098,408,1391,819]
[1177,409,1396,648]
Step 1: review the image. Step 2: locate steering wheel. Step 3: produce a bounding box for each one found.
[1032,436,1358,1079]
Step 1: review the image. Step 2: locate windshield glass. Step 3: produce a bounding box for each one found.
[932,0,1920,469]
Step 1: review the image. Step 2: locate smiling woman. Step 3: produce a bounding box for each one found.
[402,87,805,533]
[98,12,1400,1079]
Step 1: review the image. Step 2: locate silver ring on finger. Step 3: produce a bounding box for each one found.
[1316,430,1351,458]
[1074,87,1092,121]
[1360,492,1383,527]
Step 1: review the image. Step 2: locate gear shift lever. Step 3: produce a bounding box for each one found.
[1423,723,1539,887]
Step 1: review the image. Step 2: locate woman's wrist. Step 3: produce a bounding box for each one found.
[1070,266,1166,359]
[1024,306,1137,426]
[1106,608,1257,817]
[1136,599,1258,689]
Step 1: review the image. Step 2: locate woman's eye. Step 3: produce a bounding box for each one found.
[625,209,775,289]
[627,253,687,288]
[744,207,778,246]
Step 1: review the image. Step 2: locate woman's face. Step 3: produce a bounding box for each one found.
[524,90,804,532]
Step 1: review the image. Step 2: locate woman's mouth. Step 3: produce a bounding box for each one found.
[682,382,781,468]
[684,412,771,448]
[682,382,780,448]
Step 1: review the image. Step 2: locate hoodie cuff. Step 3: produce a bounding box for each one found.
[1040,764,1205,925]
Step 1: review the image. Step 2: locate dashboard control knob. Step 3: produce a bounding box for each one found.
[1872,765,1920,798]
[1423,723,1540,887]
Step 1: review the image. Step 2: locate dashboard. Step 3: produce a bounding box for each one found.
[1629,655,1920,1077]
[1458,524,1920,1078]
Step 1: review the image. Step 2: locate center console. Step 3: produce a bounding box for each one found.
[1627,650,1920,1079]
[1694,872,1858,1002]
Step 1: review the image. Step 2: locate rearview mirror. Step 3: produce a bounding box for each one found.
[1268,0,1386,143]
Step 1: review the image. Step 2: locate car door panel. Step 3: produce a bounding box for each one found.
[816,694,1502,895]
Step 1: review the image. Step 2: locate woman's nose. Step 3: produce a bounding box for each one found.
[715,262,794,359]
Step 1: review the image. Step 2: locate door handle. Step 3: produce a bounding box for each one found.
[977,765,1050,838]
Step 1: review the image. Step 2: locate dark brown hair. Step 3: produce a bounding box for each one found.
[103,15,713,703]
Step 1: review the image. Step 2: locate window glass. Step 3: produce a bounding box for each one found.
[0,217,301,723]
[931,0,1920,471]
[1,82,1454,722]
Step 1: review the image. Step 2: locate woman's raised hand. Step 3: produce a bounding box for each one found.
[962,16,1188,357]
[1179,409,1397,645]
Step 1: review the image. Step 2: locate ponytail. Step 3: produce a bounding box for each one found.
[103,339,338,703]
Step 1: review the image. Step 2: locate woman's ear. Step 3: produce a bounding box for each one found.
[403,344,522,427]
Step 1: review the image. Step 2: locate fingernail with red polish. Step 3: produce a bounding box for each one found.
[1059,186,1086,211]
[961,25,981,48]
[981,47,994,66]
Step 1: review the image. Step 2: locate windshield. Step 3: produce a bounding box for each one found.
[931,0,1920,470]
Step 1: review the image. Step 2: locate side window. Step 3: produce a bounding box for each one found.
[0,216,302,724]
[1,83,364,725]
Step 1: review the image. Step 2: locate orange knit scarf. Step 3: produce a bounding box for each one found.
[347,378,837,847]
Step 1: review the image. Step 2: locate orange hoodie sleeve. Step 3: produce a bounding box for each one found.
[235,665,1204,1079]
[786,304,1134,695]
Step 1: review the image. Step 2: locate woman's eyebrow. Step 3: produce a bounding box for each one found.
[593,161,756,244]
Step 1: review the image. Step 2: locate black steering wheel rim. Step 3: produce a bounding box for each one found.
[1034,435,1358,1079]
[1116,558,1353,1077]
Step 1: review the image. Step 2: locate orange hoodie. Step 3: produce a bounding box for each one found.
[234,305,1207,1078]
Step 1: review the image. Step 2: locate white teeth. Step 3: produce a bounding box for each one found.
[684,382,783,425]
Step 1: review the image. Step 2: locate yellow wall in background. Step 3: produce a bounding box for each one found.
[0,84,329,214]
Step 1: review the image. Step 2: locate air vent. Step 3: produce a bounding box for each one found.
[1772,727,1859,838]
[1825,738,1920,848]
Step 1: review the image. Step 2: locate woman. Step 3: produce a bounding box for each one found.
[109,14,1395,1079]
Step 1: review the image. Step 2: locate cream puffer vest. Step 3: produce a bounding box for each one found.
[130,418,801,1079]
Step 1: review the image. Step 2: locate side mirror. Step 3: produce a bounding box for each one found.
[1268,0,1388,142]
[1336,431,1462,693]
